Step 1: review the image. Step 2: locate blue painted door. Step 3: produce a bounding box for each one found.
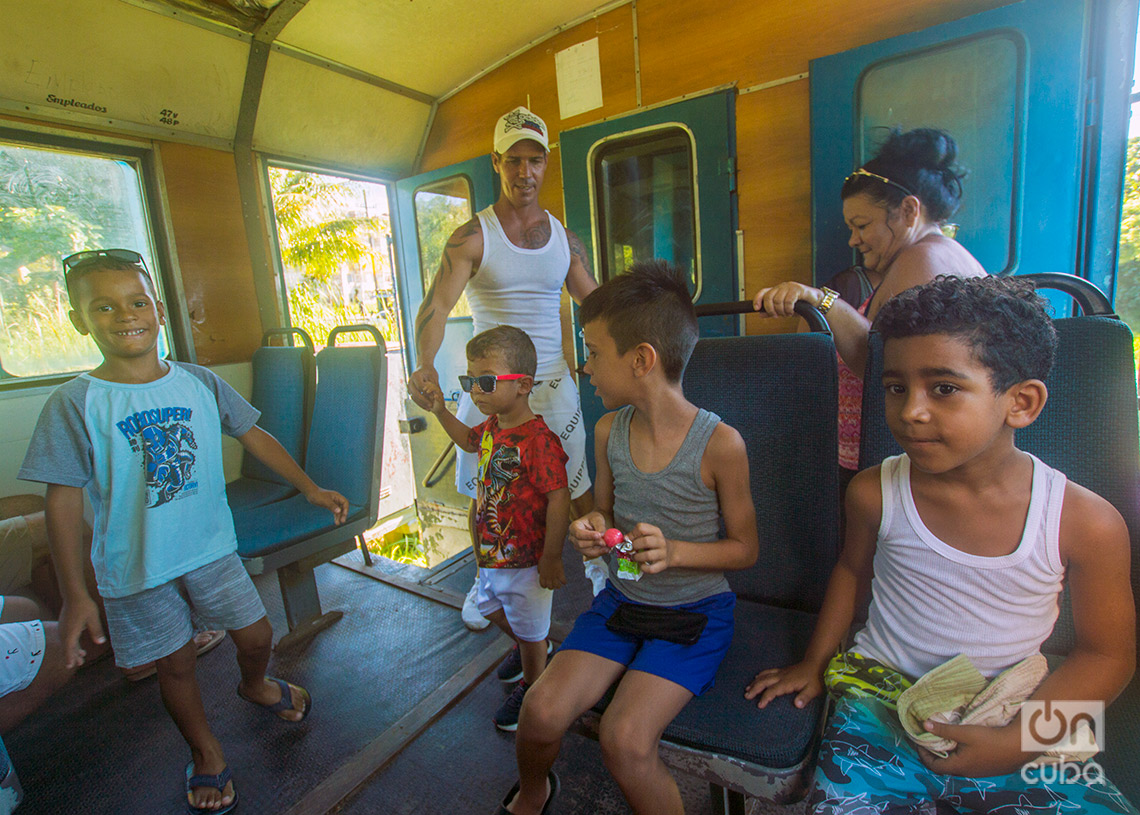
[810,0,1133,308]
[561,90,738,479]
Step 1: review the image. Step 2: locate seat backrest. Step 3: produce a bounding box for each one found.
[857,331,902,471]
[304,326,387,516]
[1022,316,1140,654]
[684,333,840,612]
[241,342,315,485]
[859,315,1140,655]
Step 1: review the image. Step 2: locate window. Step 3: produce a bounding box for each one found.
[1116,20,1140,376]
[590,126,699,295]
[413,176,473,318]
[858,34,1023,275]
[0,138,164,380]
[266,165,398,346]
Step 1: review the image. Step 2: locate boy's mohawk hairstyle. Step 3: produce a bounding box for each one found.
[579,259,697,383]
[874,275,1057,391]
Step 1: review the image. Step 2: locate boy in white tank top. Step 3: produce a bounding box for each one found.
[746,276,1137,813]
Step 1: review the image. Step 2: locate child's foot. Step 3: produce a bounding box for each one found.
[237,676,311,722]
[493,681,529,731]
[497,770,558,815]
[462,582,490,630]
[186,750,236,813]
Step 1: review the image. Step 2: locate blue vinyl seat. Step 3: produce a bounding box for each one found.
[234,324,386,647]
[226,328,315,512]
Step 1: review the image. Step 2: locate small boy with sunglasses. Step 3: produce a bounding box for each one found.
[19,249,349,815]
[421,325,570,731]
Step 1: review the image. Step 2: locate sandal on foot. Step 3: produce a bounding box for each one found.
[185,761,238,815]
[237,676,311,722]
[495,770,559,815]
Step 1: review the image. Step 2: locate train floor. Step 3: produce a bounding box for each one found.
[5,541,806,814]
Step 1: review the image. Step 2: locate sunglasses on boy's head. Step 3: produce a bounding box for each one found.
[62,248,151,278]
[458,374,527,393]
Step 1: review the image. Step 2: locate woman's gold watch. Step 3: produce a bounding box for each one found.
[817,287,840,314]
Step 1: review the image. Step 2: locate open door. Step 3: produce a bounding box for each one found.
[810,0,1136,311]
[391,156,495,521]
[561,89,738,478]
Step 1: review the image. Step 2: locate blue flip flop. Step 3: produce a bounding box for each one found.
[185,761,238,815]
[236,676,311,721]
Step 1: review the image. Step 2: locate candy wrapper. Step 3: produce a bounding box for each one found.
[604,528,642,581]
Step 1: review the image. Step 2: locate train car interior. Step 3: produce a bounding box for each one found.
[1,0,1139,812]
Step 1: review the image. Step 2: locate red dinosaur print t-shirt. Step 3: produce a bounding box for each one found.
[466,414,568,569]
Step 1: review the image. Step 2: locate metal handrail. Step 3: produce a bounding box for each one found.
[694,300,832,334]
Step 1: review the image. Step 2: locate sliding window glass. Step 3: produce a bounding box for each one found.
[414,175,474,318]
[591,126,699,295]
[0,138,163,380]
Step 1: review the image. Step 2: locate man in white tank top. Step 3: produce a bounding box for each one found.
[407,107,601,629]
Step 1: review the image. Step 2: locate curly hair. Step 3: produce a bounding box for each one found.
[466,325,537,377]
[873,275,1057,391]
[841,127,966,224]
[578,260,697,383]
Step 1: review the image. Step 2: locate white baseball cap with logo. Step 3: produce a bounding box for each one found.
[494,106,549,154]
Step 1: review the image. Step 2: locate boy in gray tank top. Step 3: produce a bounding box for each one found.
[497,261,759,815]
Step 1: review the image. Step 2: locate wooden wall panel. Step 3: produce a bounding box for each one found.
[158,142,262,363]
[635,0,1005,106]
[421,6,637,182]
[736,81,812,335]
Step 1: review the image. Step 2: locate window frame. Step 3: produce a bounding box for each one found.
[411,173,475,297]
[0,124,184,391]
[259,154,399,344]
[585,122,703,299]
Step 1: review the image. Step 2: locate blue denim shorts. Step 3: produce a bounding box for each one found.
[559,582,735,696]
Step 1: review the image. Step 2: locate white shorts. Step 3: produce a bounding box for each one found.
[456,375,591,500]
[0,617,44,697]
[476,566,552,642]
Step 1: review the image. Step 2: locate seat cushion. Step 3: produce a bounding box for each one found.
[226,477,297,513]
[662,600,823,769]
[232,493,366,558]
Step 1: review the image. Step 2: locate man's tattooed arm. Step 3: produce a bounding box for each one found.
[565,228,599,304]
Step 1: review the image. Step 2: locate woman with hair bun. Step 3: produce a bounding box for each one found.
[753,127,986,487]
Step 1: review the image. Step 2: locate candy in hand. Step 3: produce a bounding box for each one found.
[603,528,624,549]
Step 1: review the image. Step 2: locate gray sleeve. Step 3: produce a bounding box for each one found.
[178,363,261,437]
[17,379,94,488]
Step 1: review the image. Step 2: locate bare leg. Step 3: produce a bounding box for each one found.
[485,609,548,685]
[508,650,625,815]
[228,616,306,721]
[598,670,693,815]
[154,640,234,811]
[0,606,75,732]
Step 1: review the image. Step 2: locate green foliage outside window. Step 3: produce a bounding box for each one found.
[0,144,154,378]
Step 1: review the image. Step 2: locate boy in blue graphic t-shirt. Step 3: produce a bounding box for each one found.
[18,250,349,815]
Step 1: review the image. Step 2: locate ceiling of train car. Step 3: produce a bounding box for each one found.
[276,0,614,99]
[3,0,615,175]
[145,0,615,99]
